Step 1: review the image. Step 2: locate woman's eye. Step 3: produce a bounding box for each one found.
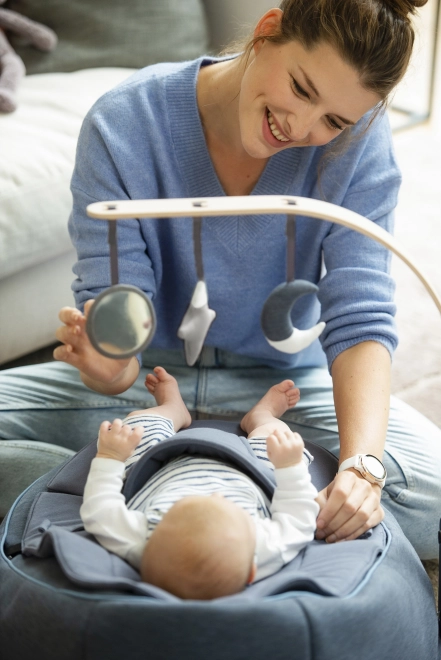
[327,117,344,131]
[291,78,310,99]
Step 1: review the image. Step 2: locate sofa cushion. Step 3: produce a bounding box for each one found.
[0,68,135,280]
[6,0,209,74]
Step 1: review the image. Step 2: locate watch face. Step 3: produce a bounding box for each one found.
[363,455,386,480]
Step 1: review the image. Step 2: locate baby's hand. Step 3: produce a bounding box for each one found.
[96,419,143,462]
[266,429,305,469]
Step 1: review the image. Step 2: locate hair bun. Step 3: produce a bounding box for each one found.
[382,0,428,19]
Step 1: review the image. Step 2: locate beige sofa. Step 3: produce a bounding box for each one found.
[0,0,275,516]
[0,0,273,365]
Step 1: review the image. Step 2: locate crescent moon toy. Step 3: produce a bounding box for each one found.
[261,214,326,354]
[261,280,326,353]
[260,280,326,353]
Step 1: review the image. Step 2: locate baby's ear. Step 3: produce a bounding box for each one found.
[247,562,257,585]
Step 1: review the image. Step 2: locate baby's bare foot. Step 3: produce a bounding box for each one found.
[240,380,300,435]
[145,366,176,403]
[145,367,191,429]
[248,380,299,418]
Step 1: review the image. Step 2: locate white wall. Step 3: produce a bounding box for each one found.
[392,2,440,121]
[430,5,441,135]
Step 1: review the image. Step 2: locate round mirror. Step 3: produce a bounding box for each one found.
[86,285,156,359]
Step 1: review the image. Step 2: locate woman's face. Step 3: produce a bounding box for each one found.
[238,27,381,158]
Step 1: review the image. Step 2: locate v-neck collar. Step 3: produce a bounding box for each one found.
[166,57,302,198]
[165,57,303,253]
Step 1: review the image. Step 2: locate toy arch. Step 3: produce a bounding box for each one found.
[87,195,441,316]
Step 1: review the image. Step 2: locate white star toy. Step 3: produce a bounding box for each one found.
[177,280,216,366]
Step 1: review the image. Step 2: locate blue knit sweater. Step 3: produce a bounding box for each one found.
[69,57,400,370]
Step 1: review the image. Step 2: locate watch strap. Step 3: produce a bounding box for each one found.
[338,456,360,473]
[338,454,386,488]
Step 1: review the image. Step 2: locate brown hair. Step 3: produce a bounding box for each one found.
[239,0,428,107]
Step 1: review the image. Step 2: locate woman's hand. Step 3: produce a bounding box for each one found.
[323,341,389,542]
[315,469,384,542]
[53,300,139,393]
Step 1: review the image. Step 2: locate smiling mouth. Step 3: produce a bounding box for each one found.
[267,110,290,142]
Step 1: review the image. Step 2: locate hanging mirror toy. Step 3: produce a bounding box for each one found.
[86,195,441,363]
[85,210,156,359]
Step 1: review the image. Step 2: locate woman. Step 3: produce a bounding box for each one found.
[1,0,439,558]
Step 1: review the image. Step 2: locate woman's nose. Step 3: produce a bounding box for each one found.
[287,109,318,142]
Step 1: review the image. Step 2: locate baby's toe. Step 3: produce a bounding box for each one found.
[153,366,169,380]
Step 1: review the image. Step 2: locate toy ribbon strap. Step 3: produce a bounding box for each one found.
[177,217,216,366]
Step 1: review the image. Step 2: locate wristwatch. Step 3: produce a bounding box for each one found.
[338,454,387,488]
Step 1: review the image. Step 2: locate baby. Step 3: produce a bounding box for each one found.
[80,367,319,600]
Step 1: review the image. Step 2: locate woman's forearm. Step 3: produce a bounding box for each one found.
[331,341,391,464]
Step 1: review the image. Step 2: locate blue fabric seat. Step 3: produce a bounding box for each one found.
[0,421,438,660]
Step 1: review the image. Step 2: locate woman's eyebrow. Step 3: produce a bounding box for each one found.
[298,66,355,126]
[299,66,320,97]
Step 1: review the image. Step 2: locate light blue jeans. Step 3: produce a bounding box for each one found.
[1,346,440,559]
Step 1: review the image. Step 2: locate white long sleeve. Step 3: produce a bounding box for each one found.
[81,456,319,581]
[254,462,319,581]
[80,458,147,570]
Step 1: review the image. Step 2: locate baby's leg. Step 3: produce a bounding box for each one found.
[128,366,191,433]
[240,380,300,439]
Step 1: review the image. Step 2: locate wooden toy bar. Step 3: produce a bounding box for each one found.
[87,195,441,315]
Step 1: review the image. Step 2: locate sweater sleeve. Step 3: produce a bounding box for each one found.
[80,457,148,570]
[68,83,158,310]
[254,462,319,581]
[317,113,401,370]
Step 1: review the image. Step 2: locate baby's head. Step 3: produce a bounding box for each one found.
[140,494,256,600]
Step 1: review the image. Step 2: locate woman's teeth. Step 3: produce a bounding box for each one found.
[267,111,289,142]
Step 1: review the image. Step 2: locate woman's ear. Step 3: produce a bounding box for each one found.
[253,7,283,45]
